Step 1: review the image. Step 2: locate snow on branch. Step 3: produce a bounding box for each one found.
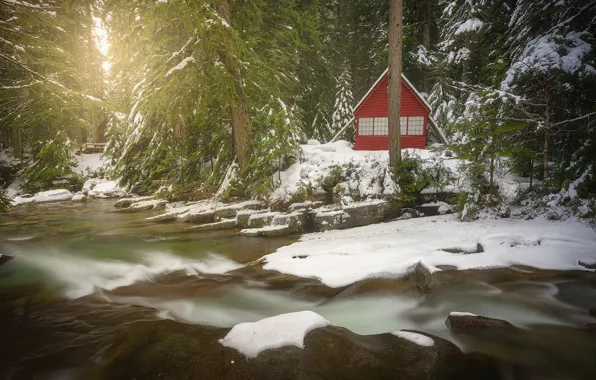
[166,56,195,77]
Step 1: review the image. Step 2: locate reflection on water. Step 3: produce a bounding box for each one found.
[1,200,596,379]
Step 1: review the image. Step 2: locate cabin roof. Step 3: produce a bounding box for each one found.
[353,69,432,114]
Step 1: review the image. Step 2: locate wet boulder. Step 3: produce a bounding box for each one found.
[114,196,153,208]
[303,326,478,380]
[0,253,13,267]
[446,313,516,331]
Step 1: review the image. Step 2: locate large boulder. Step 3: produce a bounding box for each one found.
[312,209,347,232]
[303,326,486,380]
[182,209,215,224]
[312,201,389,232]
[214,201,267,220]
[237,210,268,228]
[272,211,307,231]
[92,320,303,380]
[248,211,280,228]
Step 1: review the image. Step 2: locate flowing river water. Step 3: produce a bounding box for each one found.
[1,200,596,379]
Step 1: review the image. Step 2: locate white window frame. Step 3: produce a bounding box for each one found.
[358,118,374,136]
[373,117,388,136]
[400,117,407,135]
[407,116,424,136]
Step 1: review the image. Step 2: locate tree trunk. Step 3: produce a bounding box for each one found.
[11,125,23,159]
[421,0,432,93]
[388,0,404,169]
[529,158,533,190]
[87,0,98,143]
[216,1,251,171]
[543,128,549,196]
[489,152,495,187]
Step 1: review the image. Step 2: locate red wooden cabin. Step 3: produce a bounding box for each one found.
[353,69,447,150]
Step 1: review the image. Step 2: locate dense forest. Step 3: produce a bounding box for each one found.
[1,0,595,218]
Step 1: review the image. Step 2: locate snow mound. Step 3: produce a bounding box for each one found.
[263,215,596,288]
[83,179,127,198]
[219,311,330,358]
[12,189,73,206]
[391,331,434,347]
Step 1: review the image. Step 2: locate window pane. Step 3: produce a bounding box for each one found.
[407,116,424,135]
[400,117,407,135]
[373,117,388,136]
[358,118,373,136]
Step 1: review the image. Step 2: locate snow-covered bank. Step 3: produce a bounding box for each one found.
[263,215,596,288]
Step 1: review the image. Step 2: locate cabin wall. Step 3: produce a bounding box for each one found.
[354,77,428,150]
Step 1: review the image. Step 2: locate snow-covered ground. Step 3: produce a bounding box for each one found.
[74,153,107,175]
[271,141,461,204]
[263,215,596,288]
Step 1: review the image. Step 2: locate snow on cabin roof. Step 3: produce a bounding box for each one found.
[353,69,449,145]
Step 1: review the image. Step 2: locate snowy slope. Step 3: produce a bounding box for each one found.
[271,141,460,203]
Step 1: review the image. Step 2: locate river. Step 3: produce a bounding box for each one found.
[1,200,595,379]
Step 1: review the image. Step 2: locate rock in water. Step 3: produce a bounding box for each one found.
[589,307,596,318]
[446,313,516,331]
[71,192,87,202]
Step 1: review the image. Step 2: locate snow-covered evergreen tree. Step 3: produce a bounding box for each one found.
[330,66,355,142]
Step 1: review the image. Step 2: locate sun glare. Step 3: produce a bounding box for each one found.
[93,16,111,73]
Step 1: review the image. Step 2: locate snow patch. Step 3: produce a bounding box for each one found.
[449,311,478,317]
[391,331,434,347]
[219,311,329,358]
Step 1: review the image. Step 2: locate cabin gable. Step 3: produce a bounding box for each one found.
[353,72,432,150]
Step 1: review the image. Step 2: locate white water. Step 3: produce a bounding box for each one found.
[13,249,242,298]
[8,250,596,336]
